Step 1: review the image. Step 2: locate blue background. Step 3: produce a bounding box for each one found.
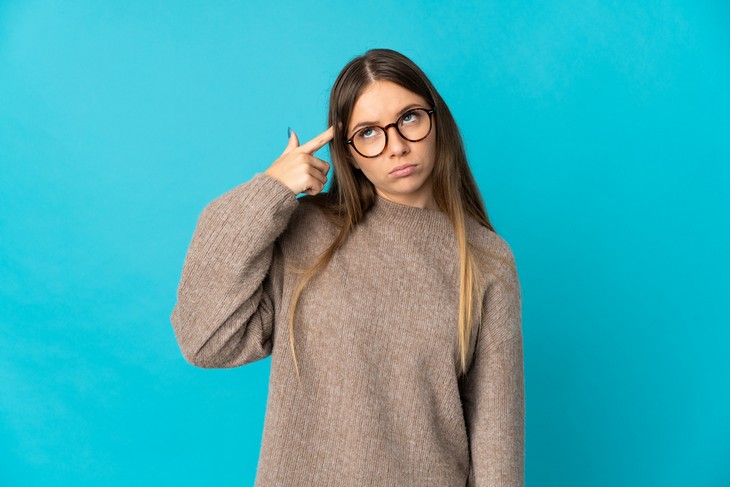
[1,1,728,485]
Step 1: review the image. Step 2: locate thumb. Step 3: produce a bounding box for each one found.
[283,126,299,155]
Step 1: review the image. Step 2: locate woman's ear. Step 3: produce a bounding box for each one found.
[345,154,357,170]
[347,155,360,171]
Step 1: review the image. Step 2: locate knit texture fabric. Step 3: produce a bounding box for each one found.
[170,172,525,486]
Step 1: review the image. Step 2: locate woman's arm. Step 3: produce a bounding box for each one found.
[170,172,299,368]
[461,260,525,486]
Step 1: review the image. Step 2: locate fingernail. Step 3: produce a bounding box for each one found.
[287,126,292,138]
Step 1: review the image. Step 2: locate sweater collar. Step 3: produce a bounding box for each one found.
[366,193,454,235]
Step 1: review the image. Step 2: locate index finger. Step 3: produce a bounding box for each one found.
[297,125,334,155]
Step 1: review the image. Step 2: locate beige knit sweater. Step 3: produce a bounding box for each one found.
[170,172,525,486]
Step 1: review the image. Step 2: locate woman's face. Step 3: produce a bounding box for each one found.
[346,80,437,209]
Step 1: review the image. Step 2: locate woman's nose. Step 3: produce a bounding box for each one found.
[385,125,408,156]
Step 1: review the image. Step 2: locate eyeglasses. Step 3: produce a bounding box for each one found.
[345,107,436,158]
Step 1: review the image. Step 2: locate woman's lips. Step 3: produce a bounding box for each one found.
[390,164,416,177]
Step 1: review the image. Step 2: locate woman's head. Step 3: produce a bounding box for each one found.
[327,48,473,214]
[343,80,438,207]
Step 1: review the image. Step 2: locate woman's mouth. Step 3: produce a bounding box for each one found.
[390,164,416,177]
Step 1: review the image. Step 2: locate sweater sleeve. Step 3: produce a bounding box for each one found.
[461,266,525,487]
[170,172,299,368]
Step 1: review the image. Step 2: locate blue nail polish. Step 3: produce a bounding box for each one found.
[288,127,292,138]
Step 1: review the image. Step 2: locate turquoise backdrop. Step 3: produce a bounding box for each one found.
[1,1,728,485]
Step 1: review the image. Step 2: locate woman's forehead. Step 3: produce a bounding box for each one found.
[350,81,428,125]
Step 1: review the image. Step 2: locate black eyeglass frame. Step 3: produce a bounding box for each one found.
[345,107,436,158]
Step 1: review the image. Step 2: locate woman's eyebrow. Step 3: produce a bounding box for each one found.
[351,103,424,133]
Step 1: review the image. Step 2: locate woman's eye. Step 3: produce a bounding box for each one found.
[402,111,418,123]
[359,128,375,138]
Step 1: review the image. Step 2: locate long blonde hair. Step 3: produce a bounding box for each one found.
[286,48,512,385]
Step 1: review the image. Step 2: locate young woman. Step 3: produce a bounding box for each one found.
[171,48,524,486]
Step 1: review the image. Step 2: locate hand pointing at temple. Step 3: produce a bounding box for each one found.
[265,126,334,196]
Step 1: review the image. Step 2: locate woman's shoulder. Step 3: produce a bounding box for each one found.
[465,216,516,263]
[289,193,341,233]
[465,215,519,288]
[278,193,341,259]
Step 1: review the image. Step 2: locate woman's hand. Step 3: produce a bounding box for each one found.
[265,126,334,196]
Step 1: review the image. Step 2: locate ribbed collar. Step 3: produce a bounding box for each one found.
[365,193,454,235]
